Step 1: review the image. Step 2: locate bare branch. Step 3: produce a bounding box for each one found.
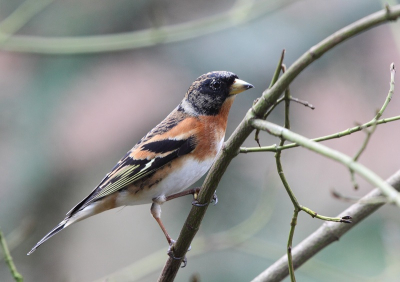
[255,49,286,146]
[0,227,24,282]
[240,115,400,153]
[289,97,315,110]
[158,6,400,281]
[350,63,396,189]
[0,0,295,54]
[251,169,400,282]
[0,0,54,45]
[251,119,400,207]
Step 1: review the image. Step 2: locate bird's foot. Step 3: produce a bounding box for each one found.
[167,240,191,268]
[211,192,218,205]
[191,200,208,207]
[192,191,218,206]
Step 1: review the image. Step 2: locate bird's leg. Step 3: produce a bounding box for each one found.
[165,187,218,207]
[165,187,201,201]
[150,201,188,268]
[150,202,173,245]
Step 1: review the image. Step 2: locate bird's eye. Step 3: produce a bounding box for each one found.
[210,80,221,91]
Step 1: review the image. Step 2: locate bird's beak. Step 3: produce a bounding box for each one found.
[229,79,254,95]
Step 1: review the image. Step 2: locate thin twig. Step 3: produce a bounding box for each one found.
[274,74,299,281]
[331,189,390,205]
[0,0,54,45]
[300,206,351,223]
[0,227,23,282]
[273,121,301,208]
[352,124,369,160]
[240,115,400,153]
[255,49,286,146]
[289,97,315,110]
[374,63,396,121]
[0,0,296,54]
[331,189,361,202]
[251,169,400,282]
[250,119,400,207]
[350,63,396,189]
[281,65,291,130]
[0,218,35,261]
[287,210,298,282]
[256,57,315,148]
[350,121,378,189]
[263,97,285,120]
[274,81,350,281]
[269,50,286,89]
[254,96,285,146]
[272,75,300,212]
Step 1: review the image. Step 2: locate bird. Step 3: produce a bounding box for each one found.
[28,71,253,256]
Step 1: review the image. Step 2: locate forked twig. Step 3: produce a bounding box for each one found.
[350,63,396,189]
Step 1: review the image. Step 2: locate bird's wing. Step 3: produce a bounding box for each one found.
[66,111,198,216]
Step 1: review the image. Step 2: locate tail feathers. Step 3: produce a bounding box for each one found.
[27,219,69,255]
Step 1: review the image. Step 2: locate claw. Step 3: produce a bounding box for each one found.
[192,200,208,207]
[180,257,187,268]
[340,215,353,223]
[192,191,218,207]
[211,192,218,205]
[167,239,190,268]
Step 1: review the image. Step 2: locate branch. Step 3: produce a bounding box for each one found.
[0,227,24,282]
[252,5,400,118]
[273,73,350,281]
[157,5,400,281]
[242,62,396,158]
[374,63,396,121]
[0,0,295,54]
[0,218,35,261]
[273,70,298,281]
[240,115,400,153]
[255,49,286,147]
[0,0,54,45]
[94,184,277,282]
[350,63,396,189]
[251,119,400,207]
[251,169,400,282]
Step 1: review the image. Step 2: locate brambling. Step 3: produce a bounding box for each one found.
[28,71,253,256]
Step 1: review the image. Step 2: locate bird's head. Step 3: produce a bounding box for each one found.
[180,71,253,116]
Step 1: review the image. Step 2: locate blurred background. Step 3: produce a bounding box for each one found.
[0,0,400,281]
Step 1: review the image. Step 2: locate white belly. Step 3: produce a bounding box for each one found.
[160,156,214,196]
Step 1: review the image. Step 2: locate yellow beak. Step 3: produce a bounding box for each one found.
[229,79,254,95]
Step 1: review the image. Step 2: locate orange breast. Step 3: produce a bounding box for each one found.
[192,97,235,161]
